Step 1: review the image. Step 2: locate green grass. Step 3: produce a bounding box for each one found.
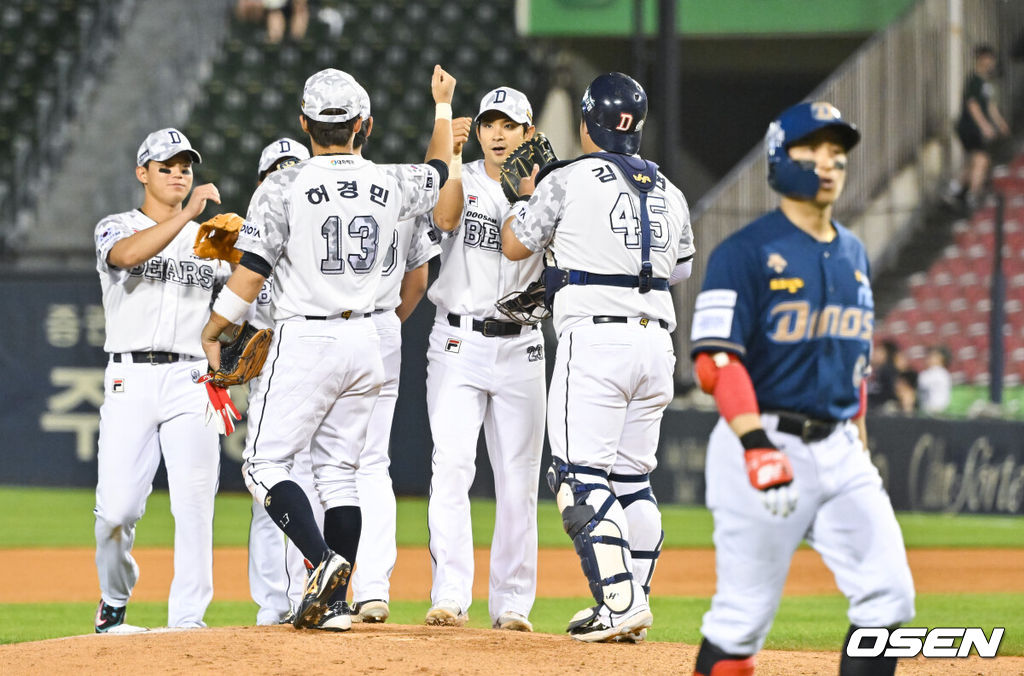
[3,594,1021,654]
[2,486,1021,650]
[2,487,1021,549]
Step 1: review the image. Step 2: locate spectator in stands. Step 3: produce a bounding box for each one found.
[917,345,953,415]
[892,369,918,416]
[236,0,309,44]
[867,339,900,409]
[945,44,1011,213]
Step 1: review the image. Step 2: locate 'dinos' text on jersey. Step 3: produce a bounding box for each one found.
[128,256,217,289]
[768,300,873,343]
[463,211,501,252]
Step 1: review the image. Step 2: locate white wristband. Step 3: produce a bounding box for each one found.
[435,102,452,121]
[450,153,462,180]
[212,285,251,325]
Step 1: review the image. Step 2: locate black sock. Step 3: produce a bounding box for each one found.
[323,505,361,603]
[840,625,897,676]
[263,481,330,565]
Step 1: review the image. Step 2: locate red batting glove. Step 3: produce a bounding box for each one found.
[198,374,241,436]
[740,430,797,517]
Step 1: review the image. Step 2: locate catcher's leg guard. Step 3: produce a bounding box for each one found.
[548,459,634,613]
[610,472,663,597]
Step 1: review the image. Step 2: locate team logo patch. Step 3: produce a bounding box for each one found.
[112,379,125,393]
[445,338,461,353]
[190,369,201,383]
[769,277,804,294]
[767,252,788,273]
[264,495,272,509]
[527,344,543,362]
[811,101,841,121]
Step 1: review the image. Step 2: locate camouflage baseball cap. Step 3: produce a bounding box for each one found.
[136,128,202,166]
[257,137,311,176]
[475,87,533,125]
[301,68,364,123]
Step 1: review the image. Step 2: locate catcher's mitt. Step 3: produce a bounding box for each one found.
[194,212,244,263]
[208,321,273,387]
[499,133,558,204]
[495,278,550,326]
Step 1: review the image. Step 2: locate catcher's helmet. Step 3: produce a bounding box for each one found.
[581,72,647,155]
[766,101,860,199]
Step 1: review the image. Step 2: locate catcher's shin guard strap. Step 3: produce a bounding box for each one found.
[552,463,635,612]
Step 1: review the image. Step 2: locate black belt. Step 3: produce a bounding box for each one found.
[112,351,181,364]
[771,411,840,443]
[304,311,372,320]
[447,312,523,337]
[593,315,669,329]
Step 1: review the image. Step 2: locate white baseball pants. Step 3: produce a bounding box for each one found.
[94,357,220,627]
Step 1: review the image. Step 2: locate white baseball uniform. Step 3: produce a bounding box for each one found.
[426,158,546,623]
[237,154,440,513]
[510,154,693,619]
[93,209,231,627]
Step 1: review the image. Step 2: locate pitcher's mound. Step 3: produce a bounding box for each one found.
[1,624,1019,675]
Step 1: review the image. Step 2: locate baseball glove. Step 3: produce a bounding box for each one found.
[499,133,558,204]
[207,321,273,387]
[495,278,550,326]
[194,212,244,263]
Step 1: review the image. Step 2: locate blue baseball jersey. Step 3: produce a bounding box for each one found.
[690,209,873,421]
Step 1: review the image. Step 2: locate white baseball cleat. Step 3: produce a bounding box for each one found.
[314,601,352,632]
[566,603,653,643]
[494,611,533,632]
[293,551,351,629]
[352,599,389,623]
[425,600,468,626]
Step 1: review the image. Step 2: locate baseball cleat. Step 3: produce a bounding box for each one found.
[292,551,351,629]
[425,600,468,626]
[566,603,653,643]
[95,600,148,634]
[352,599,389,623]
[614,628,648,643]
[494,611,533,632]
[314,601,352,632]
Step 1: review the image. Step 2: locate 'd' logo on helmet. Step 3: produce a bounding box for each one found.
[811,102,840,121]
[615,113,634,131]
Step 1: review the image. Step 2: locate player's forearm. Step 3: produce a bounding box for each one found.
[501,217,533,261]
[395,263,429,322]
[424,116,453,167]
[432,178,463,231]
[106,212,191,268]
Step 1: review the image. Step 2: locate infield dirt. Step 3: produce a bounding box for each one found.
[2,547,1021,675]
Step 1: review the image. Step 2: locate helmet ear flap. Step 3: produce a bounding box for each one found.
[768,157,820,199]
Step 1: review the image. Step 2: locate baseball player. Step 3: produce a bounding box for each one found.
[501,72,695,643]
[423,86,546,631]
[688,102,915,676]
[200,66,454,632]
[244,137,320,626]
[93,128,228,633]
[345,79,441,624]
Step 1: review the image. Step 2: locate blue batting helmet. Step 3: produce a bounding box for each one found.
[581,72,648,155]
[766,101,860,199]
